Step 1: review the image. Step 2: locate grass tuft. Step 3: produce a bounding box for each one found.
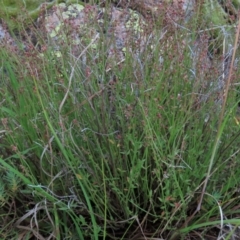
[1,1,240,239]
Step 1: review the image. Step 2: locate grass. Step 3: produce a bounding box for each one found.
[1,1,240,239]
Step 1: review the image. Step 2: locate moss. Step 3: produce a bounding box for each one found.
[201,0,239,56]
[233,0,240,7]
[203,0,228,26]
[0,0,84,30]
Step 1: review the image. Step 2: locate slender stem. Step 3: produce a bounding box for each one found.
[197,13,240,212]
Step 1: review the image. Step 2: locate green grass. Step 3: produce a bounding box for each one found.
[1,2,240,239]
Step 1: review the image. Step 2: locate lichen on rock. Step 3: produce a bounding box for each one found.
[38,2,149,71]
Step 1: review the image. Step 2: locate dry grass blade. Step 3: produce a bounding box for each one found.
[16,225,46,240]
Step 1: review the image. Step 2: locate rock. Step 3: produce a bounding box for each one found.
[0,21,18,53]
[113,0,195,21]
[37,3,150,71]
[1,0,238,78]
